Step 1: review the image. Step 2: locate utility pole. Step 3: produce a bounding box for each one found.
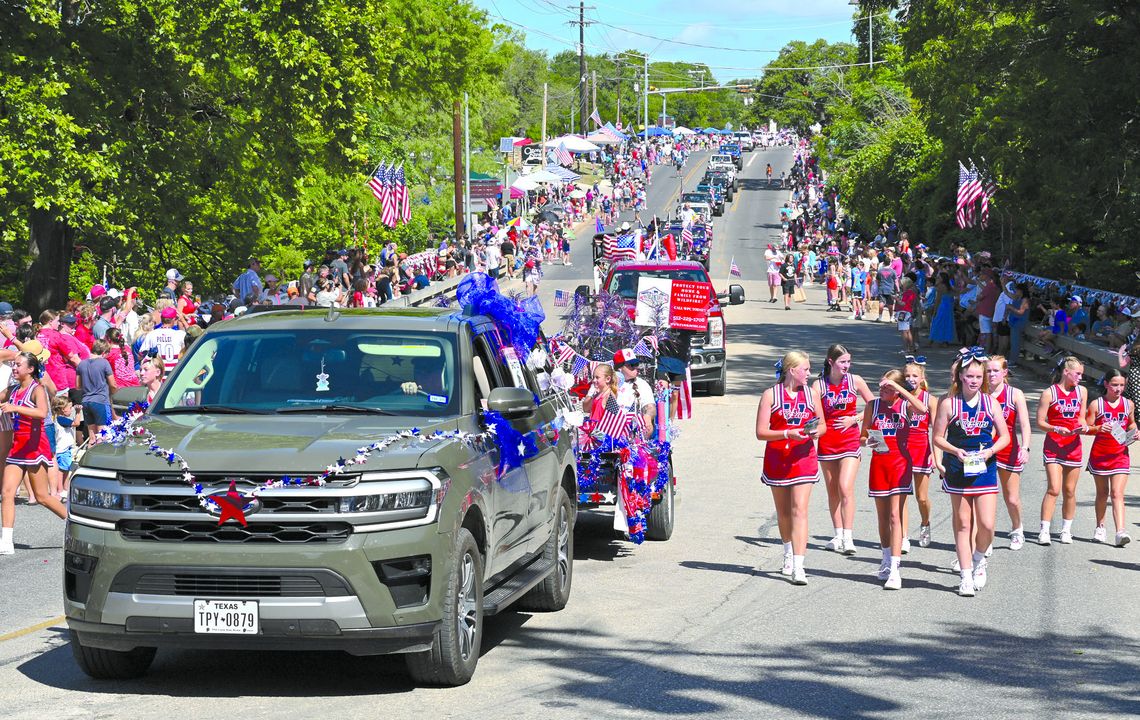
[568,2,594,135]
[643,53,649,136]
[869,12,874,66]
[591,69,597,126]
[615,56,623,128]
[463,91,471,236]
[452,98,464,240]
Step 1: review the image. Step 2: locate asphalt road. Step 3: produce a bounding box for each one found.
[2,148,1139,719]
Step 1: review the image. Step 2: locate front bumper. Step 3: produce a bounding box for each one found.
[64,516,451,655]
[688,348,725,384]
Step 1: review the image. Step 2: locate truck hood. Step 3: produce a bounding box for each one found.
[80,413,467,475]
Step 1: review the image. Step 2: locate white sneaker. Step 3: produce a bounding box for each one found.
[877,562,891,581]
[1116,531,1132,548]
[951,557,961,573]
[0,541,12,556]
[984,545,993,558]
[918,525,931,548]
[973,560,988,590]
[791,567,808,585]
[1038,530,1052,546]
[1009,530,1024,551]
[781,555,794,576]
[901,538,912,555]
[841,539,857,556]
[958,577,976,597]
[1092,525,1107,543]
[825,536,842,552]
[1059,530,1073,544]
[884,571,902,590]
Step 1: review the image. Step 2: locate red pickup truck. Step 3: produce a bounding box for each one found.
[600,260,744,395]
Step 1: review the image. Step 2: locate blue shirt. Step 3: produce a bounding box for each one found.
[232,269,261,303]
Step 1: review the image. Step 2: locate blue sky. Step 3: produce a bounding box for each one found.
[474,0,862,82]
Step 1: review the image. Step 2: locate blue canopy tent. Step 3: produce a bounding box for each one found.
[637,126,672,138]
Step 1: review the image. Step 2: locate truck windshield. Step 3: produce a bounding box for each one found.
[607,269,711,299]
[153,329,461,416]
[681,193,707,204]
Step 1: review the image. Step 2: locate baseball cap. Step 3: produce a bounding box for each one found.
[338,248,348,256]
[1069,295,1082,305]
[166,268,183,281]
[303,259,313,268]
[106,287,122,299]
[98,296,118,314]
[89,284,107,299]
[160,307,177,320]
[0,302,12,315]
[60,313,78,325]
[613,348,640,368]
[265,274,278,282]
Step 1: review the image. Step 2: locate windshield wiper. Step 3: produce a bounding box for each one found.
[275,403,395,415]
[158,405,269,415]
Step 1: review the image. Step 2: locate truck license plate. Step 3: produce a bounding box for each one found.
[193,599,259,634]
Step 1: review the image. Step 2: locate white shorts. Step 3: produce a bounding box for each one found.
[979,315,993,333]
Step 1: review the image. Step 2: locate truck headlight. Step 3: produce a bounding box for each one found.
[707,316,725,349]
[71,487,133,511]
[338,489,434,513]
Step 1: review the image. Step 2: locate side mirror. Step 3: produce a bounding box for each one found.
[574,284,591,301]
[488,386,537,420]
[728,284,745,305]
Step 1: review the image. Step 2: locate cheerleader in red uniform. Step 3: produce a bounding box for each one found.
[813,344,874,555]
[1036,356,1088,545]
[861,369,927,589]
[987,356,1032,550]
[0,353,65,555]
[902,359,939,550]
[1085,369,1135,547]
[757,350,826,585]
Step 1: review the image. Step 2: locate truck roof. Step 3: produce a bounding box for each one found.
[218,306,463,333]
[606,259,710,273]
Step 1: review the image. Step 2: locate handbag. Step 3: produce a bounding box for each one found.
[793,286,807,303]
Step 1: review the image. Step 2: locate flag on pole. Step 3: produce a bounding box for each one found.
[368,162,389,206]
[381,165,399,227]
[589,108,603,127]
[604,234,638,261]
[571,355,589,376]
[680,225,693,249]
[955,162,973,229]
[965,163,984,226]
[675,368,693,420]
[591,395,630,439]
[980,179,996,228]
[395,164,411,223]
[553,289,570,307]
[554,142,573,166]
[730,256,742,277]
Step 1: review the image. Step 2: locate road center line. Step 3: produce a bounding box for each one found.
[746,153,757,168]
[0,615,65,643]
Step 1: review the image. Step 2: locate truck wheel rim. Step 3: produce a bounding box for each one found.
[557,504,570,586]
[456,553,478,661]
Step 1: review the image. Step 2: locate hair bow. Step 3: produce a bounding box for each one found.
[905,354,927,366]
[957,346,988,363]
[774,359,783,379]
[1054,355,1069,370]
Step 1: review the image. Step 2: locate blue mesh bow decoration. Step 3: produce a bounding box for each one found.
[774,359,784,379]
[458,273,546,357]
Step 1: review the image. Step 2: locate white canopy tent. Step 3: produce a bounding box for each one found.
[672,126,696,136]
[543,135,601,153]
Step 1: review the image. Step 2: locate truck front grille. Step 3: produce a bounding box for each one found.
[118,520,352,544]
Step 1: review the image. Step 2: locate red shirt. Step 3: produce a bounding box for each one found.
[898,287,918,314]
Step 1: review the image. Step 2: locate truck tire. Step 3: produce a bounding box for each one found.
[708,364,726,396]
[69,631,156,679]
[405,529,483,686]
[517,487,574,612]
[646,470,675,541]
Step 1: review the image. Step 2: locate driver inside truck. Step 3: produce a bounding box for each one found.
[402,354,447,397]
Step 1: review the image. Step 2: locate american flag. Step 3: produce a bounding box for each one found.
[675,368,693,420]
[368,162,389,207]
[601,125,623,143]
[571,355,589,376]
[554,289,569,307]
[394,164,411,223]
[956,161,983,229]
[980,179,996,228]
[589,108,603,127]
[486,196,498,211]
[591,394,629,439]
[633,339,652,357]
[605,234,638,261]
[381,165,399,227]
[552,340,575,365]
[730,256,742,277]
[680,225,693,248]
[553,142,573,166]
